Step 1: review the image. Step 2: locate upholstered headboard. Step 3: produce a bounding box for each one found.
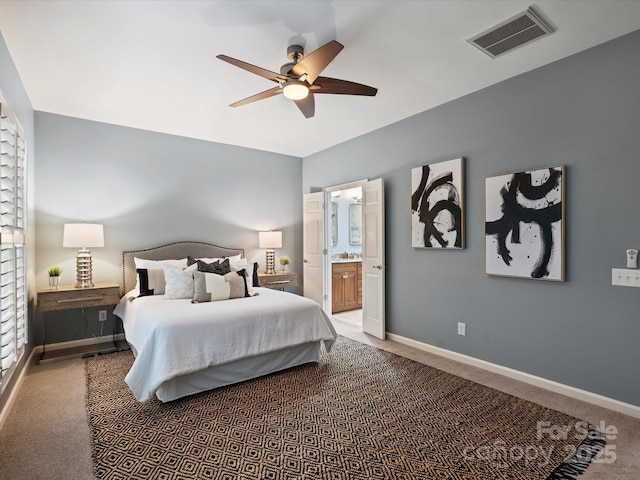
[122,241,244,293]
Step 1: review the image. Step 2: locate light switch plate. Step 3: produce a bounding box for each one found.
[612,268,640,287]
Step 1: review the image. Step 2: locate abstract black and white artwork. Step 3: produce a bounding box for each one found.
[411,158,464,248]
[485,165,564,281]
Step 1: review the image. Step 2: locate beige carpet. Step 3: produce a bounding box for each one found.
[85,336,604,479]
[0,356,93,480]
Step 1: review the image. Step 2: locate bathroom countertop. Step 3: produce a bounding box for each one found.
[331,258,362,263]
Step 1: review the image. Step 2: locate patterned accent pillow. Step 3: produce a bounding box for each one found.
[235,269,250,297]
[197,258,231,275]
[192,271,247,303]
[187,255,227,266]
[136,268,165,296]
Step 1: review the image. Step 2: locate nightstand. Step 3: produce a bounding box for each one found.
[257,271,299,290]
[37,282,121,362]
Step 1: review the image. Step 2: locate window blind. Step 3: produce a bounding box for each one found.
[0,93,27,383]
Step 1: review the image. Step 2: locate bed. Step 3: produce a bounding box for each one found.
[113,241,337,403]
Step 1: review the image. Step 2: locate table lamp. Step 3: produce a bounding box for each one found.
[259,231,282,275]
[63,223,104,288]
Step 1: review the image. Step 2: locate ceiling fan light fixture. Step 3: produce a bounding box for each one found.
[282,80,309,100]
[218,40,376,118]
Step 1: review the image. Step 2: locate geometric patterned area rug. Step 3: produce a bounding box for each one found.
[85,336,605,480]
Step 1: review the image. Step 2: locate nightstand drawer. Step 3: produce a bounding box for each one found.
[38,283,120,312]
[257,272,299,289]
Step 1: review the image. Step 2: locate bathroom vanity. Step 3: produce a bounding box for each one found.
[332,260,362,313]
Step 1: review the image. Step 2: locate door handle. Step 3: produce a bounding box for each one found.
[303,259,309,263]
[373,265,385,270]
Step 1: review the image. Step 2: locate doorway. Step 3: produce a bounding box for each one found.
[303,178,385,339]
[329,186,363,329]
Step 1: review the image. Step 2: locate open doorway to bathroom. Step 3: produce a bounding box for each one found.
[329,186,362,329]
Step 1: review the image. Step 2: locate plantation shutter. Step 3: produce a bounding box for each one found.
[0,93,27,382]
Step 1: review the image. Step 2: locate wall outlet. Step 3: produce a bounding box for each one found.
[457,322,466,336]
[612,268,640,288]
[98,310,108,322]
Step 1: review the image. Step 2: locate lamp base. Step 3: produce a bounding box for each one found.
[75,248,94,288]
[265,249,276,275]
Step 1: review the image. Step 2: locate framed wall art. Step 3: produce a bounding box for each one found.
[411,157,464,248]
[485,165,565,281]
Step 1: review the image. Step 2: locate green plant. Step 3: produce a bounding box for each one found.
[47,266,61,277]
[279,255,290,266]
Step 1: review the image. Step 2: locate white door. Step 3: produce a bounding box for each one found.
[303,192,326,308]
[362,178,385,339]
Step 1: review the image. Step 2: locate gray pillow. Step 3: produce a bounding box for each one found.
[197,258,231,275]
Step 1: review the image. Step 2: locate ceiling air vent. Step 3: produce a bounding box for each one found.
[467,7,553,58]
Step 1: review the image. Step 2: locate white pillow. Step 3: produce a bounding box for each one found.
[163,264,195,299]
[184,263,199,272]
[229,257,248,270]
[134,257,188,269]
[134,257,188,291]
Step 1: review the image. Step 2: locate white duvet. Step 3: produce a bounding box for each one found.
[114,287,337,402]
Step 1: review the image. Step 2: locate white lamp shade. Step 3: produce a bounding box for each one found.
[258,231,282,249]
[63,223,104,248]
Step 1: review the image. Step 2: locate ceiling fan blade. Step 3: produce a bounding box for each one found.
[294,94,315,118]
[312,76,378,96]
[217,54,288,83]
[291,40,344,85]
[229,86,282,107]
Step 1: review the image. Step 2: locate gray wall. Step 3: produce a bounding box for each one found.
[303,30,640,407]
[34,113,302,344]
[0,31,36,412]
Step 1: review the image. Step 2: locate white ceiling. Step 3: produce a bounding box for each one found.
[1,1,639,157]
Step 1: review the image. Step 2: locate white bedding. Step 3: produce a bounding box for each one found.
[114,287,337,402]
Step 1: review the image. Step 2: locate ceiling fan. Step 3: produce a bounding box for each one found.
[216,40,377,118]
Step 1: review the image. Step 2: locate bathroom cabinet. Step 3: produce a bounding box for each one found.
[332,261,362,313]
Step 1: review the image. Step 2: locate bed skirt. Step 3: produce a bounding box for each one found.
[155,342,322,402]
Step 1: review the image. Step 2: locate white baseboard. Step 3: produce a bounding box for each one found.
[386,332,640,419]
[33,334,127,354]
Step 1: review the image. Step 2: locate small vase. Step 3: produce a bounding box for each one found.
[49,276,59,290]
[281,264,288,272]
